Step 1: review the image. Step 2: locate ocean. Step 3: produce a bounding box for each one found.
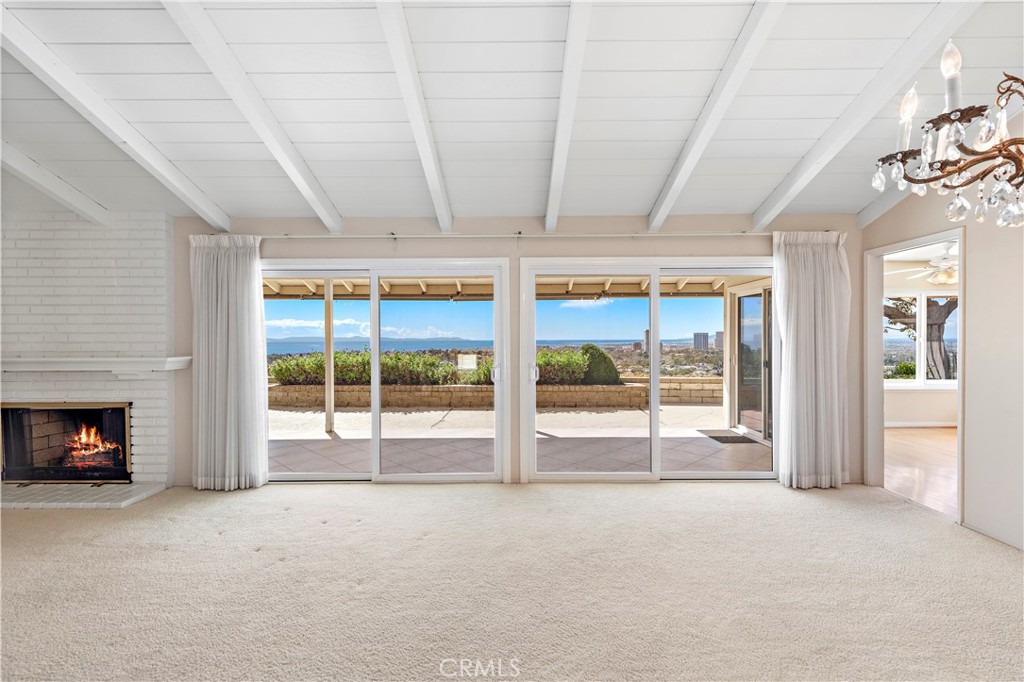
[266,338,658,355]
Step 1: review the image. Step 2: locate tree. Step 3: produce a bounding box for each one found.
[883,296,958,379]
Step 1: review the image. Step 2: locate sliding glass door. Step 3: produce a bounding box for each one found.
[523,260,774,481]
[263,261,507,483]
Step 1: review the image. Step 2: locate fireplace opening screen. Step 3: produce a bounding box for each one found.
[1,403,131,483]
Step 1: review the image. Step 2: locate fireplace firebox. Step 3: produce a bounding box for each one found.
[1,403,132,483]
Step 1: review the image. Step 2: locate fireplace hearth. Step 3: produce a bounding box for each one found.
[1,403,131,483]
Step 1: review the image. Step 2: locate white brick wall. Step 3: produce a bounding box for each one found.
[1,212,175,485]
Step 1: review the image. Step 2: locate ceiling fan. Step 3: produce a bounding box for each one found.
[887,242,960,282]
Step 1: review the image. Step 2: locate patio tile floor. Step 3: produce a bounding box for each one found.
[268,407,772,476]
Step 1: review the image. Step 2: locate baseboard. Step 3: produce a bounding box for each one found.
[884,421,957,428]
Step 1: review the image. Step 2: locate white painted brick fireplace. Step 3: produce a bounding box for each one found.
[1,211,180,503]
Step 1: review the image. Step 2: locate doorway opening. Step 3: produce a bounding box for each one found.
[880,238,961,519]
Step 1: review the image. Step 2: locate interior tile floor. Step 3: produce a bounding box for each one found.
[269,407,771,476]
[884,426,958,519]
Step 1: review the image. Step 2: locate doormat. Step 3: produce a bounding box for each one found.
[698,430,755,444]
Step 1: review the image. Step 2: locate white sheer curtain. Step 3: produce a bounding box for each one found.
[190,235,268,490]
[773,231,851,489]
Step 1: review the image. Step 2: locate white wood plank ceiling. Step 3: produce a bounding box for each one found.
[1,1,1021,232]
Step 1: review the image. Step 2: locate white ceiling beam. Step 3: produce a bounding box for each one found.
[0,8,230,232]
[2,141,111,227]
[377,1,452,233]
[648,0,785,232]
[544,0,591,232]
[857,189,910,229]
[751,1,980,231]
[162,2,342,234]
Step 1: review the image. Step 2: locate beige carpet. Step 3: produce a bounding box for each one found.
[2,483,1021,681]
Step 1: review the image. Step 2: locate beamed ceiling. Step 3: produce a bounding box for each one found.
[1,1,1021,232]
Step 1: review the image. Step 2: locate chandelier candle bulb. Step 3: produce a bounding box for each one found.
[941,40,963,110]
[898,84,919,149]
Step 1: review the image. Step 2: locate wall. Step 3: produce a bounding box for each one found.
[863,193,1024,549]
[884,389,957,426]
[1,211,175,485]
[172,214,863,486]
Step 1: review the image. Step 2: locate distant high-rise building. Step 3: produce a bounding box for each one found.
[694,332,709,351]
[714,331,724,350]
[632,341,643,351]
[644,328,651,353]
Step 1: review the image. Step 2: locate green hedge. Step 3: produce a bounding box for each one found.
[269,347,621,386]
[270,351,493,386]
[535,348,587,385]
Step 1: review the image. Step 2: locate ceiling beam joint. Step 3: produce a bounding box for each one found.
[0,8,231,231]
[377,1,453,233]
[1,141,112,227]
[648,0,785,231]
[751,0,981,231]
[162,2,342,234]
[544,0,591,232]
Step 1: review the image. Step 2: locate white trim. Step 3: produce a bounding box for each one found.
[377,1,453,233]
[751,1,980,231]
[1,142,111,226]
[885,421,958,428]
[270,473,370,482]
[648,0,785,231]
[1,356,191,380]
[163,2,342,234]
[0,8,231,232]
[864,227,964,523]
[884,382,958,391]
[544,0,591,232]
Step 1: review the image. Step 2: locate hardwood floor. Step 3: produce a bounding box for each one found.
[884,427,958,519]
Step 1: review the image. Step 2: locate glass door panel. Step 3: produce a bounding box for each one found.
[737,293,764,435]
[330,279,372,474]
[534,275,651,473]
[378,275,496,475]
[264,277,371,478]
[657,279,734,473]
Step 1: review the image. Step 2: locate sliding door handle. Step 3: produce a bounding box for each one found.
[490,364,501,383]
[529,364,540,382]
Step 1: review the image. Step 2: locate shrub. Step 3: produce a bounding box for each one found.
[536,348,587,385]
[580,343,621,385]
[269,353,325,385]
[460,358,493,386]
[380,351,458,385]
[890,361,916,379]
[335,351,371,385]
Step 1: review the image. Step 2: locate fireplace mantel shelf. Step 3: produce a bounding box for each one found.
[0,356,191,379]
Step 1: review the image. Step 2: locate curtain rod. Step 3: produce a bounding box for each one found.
[259,231,772,240]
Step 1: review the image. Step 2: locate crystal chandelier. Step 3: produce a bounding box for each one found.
[871,40,1023,228]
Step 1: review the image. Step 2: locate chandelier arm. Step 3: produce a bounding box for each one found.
[904,152,1002,186]
[995,74,1024,109]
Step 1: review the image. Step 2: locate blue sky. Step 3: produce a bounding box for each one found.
[266,297,724,341]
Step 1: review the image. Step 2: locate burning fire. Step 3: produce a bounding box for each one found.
[64,424,122,468]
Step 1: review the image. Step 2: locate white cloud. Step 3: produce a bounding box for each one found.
[560,298,612,309]
[380,325,457,339]
[265,318,324,330]
[267,318,457,339]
